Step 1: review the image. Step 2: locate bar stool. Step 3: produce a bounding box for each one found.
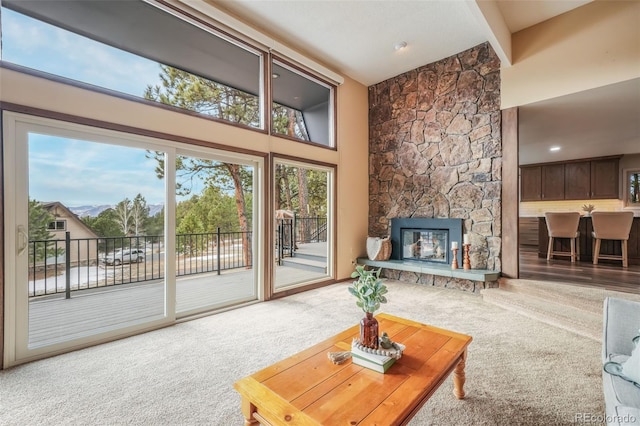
[545,212,581,263]
[591,211,634,268]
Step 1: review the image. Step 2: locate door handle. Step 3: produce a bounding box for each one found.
[17,225,28,256]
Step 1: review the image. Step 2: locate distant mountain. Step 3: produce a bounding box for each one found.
[69,204,164,218]
[69,205,112,217]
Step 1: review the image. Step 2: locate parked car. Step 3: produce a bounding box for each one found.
[102,248,145,266]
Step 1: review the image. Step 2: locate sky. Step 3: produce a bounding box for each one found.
[28,134,167,206]
[1,8,205,206]
[1,8,162,97]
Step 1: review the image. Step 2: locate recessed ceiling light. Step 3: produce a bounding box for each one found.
[272,73,280,79]
[550,146,561,152]
[394,41,408,51]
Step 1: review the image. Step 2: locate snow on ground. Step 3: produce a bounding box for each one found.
[31,265,115,295]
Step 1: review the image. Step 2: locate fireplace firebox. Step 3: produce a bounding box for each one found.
[390,218,463,267]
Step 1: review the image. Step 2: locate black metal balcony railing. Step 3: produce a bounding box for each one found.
[275,215,327,265]
[29,217,326,298]
[29,229,252,299]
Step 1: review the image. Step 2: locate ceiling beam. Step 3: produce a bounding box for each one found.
[466,0,512,67]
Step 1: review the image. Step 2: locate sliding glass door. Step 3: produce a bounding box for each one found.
[273,158,334,291]
[3,112,262,366]
[174,151,259,316]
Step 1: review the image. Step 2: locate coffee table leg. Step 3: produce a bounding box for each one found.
[240,396,259,426]
[453,350,467,399]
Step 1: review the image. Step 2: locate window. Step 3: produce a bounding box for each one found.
[272,60,334,147]
[1,0,264,129]
[3,111,263,366]
[47,220,66,231]
[273,158,334,291]
[624,168,640,208]
[1,1,341,146]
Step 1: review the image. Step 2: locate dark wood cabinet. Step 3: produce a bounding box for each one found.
[541,164,565,200]
[521,166,541,201]
[520,156,621,202]
[564,161,591,200]
[591,158,619,199]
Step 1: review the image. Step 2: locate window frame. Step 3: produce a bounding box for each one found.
[270,56,336,150]
[2,108,266,367]
[623,168,640,209]
[270,153,337,297]
[0,1,341,149]
[0,0,268,134]
[47,220,66,231]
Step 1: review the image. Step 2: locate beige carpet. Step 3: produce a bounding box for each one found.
[0,280,607,425]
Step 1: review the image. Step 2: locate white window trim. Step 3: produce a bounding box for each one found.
[272,157,335,293]
[2,110,264,367]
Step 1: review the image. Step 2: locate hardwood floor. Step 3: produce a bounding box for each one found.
[519,245,640,294]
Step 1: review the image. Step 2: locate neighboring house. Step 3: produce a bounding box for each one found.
[41,201,99,266]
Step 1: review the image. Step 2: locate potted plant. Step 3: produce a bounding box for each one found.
[348,265,388,349]
[582,204,595,217]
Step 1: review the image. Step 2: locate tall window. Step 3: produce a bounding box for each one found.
[0,1,264,129]
[273,158,334,290]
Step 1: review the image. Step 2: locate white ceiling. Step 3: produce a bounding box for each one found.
[519,78,640,165]
[212,0,591,87]
[210,0,638,163]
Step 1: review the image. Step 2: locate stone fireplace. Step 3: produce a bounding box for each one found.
[390,218,463,266]
[368,42,501,292]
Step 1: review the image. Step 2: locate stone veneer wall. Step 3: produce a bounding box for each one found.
[368,42,501,292]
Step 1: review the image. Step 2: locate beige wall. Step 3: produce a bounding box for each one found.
[501,0,640,108]
[0,67,369,281]
[48,216,99,265]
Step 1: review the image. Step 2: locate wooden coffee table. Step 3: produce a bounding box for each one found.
[234,313,472,425]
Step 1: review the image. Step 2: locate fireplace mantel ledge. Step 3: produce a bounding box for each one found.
[356,258,500,283]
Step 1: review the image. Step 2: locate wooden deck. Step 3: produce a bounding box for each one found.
[28,264,327,349]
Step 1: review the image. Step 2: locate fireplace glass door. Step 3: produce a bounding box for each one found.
[402,229,448,264]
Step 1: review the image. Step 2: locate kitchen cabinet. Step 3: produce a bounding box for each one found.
[520,166,541,201]
[591,158,619,199]
[520,156,621,202]
[541,164,564,200]
[564,161,591,200]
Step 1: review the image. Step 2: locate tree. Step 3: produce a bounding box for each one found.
[176,211,205,255]
[114,198,133,236]
[275,165,327,216]
[143,65,259,126]
[297,167,309,241]
[28,199,56,263]
[145,66,257,267]
[275,164,294,211]
[131,194,149,235]
[273,103,310,140]
[145,208,165,240]
[82,208,122,238]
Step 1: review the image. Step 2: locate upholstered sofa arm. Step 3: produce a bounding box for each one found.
[602,297,640,362]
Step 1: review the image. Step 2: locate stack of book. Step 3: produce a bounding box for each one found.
[350,339,403,374]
